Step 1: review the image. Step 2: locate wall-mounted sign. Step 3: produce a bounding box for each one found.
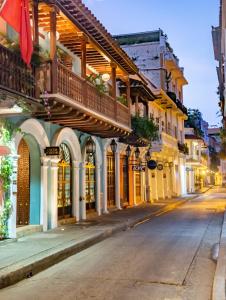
[157,163,164,171]
[132,165,145,172]
[147,160,157,170]
[44,147,60,156]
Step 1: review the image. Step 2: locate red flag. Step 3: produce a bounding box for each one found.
[0,0,33,66]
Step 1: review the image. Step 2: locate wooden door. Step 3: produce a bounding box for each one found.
[17,139,30,226]
[107,154,115,207]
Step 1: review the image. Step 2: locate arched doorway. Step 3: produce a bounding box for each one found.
[58,143,72,219]
[84,138,96,211]
[107,153,115,207]
[17,138,30,226]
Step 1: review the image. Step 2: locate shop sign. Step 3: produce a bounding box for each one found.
[157,163,164,171]
[132,165,145,172]
[44,146,60,156]
[147,160,157,170]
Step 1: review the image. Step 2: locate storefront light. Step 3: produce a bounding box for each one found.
[125,145,131,157]
[110,139,117,154]
[135,147,140,160]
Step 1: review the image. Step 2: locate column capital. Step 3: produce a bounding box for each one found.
[72,160,81,168]
[41,156,50,167]
[50,158,60,168]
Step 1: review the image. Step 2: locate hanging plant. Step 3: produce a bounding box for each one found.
[131,115,159,142]
[86,73,107,95]
[0,199,12,239]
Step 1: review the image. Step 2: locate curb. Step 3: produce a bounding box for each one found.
[0,194,199,289]
[212,210,226,300]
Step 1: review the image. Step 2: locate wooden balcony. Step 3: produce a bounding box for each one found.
[36,62,131,137]
[0,44,36,101]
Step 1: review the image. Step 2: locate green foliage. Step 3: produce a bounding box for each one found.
[131,115,159,142]
[0,157,13,192]
[117,95,127,106]
[0,199,12,239]
[209,146,220,171]
[185,109,204,138]
[0,119,21,144]
[86,73,107,95]
[0,119,20,239]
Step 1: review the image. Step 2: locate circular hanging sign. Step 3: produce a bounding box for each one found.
[147,160,157,170]
[157,163,164,171]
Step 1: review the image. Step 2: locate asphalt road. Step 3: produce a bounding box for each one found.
[1,187,226,300]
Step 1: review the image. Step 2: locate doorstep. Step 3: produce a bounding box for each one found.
[16,225,43,239]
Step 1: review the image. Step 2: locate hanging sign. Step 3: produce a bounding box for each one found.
[44,147,60,156]
[147,160,157,170]
[157,163,164,171]
[132,165,145,172]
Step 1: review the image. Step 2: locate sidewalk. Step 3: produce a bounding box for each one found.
[0,195,197,289]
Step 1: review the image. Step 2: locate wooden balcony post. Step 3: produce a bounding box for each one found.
[80,34,87,79]
[135,94,139,116]
[125,78,131,126]
[32,0,40,98]
[32,0,39,46]
[111,62,117,99]
[49,4,57,93]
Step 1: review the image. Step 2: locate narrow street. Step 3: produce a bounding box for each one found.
[0,188,225,300]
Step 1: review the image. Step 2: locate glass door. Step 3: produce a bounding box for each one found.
[85,154,96,210]
[58,144,72,219]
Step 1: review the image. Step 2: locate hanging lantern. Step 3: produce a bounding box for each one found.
[145,148,152,161]
[135,147,140,160]
[125,145,131,157]
[102,73,110,82]
[110,139,117,154]
[86,137,95,154]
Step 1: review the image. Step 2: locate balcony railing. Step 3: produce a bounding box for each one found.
[0,44,35,99]
[39,62,130,128]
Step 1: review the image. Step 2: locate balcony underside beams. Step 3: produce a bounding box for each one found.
[35,99,130,138]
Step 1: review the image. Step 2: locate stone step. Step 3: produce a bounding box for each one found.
[16,225,43,239]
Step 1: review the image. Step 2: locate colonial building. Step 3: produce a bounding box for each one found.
[0,0,141,237]
[115,30,188,199]
[185,128,208,193]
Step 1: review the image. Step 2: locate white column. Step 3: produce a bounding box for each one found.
[8,155,19,238]
[102,149,108,213]
[115,150,121,210]
[171,164,177,196]
[49,159,59,229]
[80,161,86,220]
[150,169,158,201]
[166,167,172,198]
[40,157,49,231]
[96,162,101,215]
[72,160,80,221]
[157,170,165,200]
[145,168,151,203]
[190,169,195,192]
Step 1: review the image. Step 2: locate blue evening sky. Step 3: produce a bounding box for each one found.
[83,0,220,126]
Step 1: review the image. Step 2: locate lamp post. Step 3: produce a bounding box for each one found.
[86,137,96,155]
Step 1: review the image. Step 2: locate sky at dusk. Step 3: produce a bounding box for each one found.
[83,0,220,126]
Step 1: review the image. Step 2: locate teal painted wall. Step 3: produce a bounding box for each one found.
[24,135,41,225]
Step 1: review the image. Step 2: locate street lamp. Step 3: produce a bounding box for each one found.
[110,139,117,154]
[86,137,96,154]
[135,147,140,160]
[125,145,131,157]
[145,148,151,161]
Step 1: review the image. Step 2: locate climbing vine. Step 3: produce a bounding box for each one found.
[0,119,21,239]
